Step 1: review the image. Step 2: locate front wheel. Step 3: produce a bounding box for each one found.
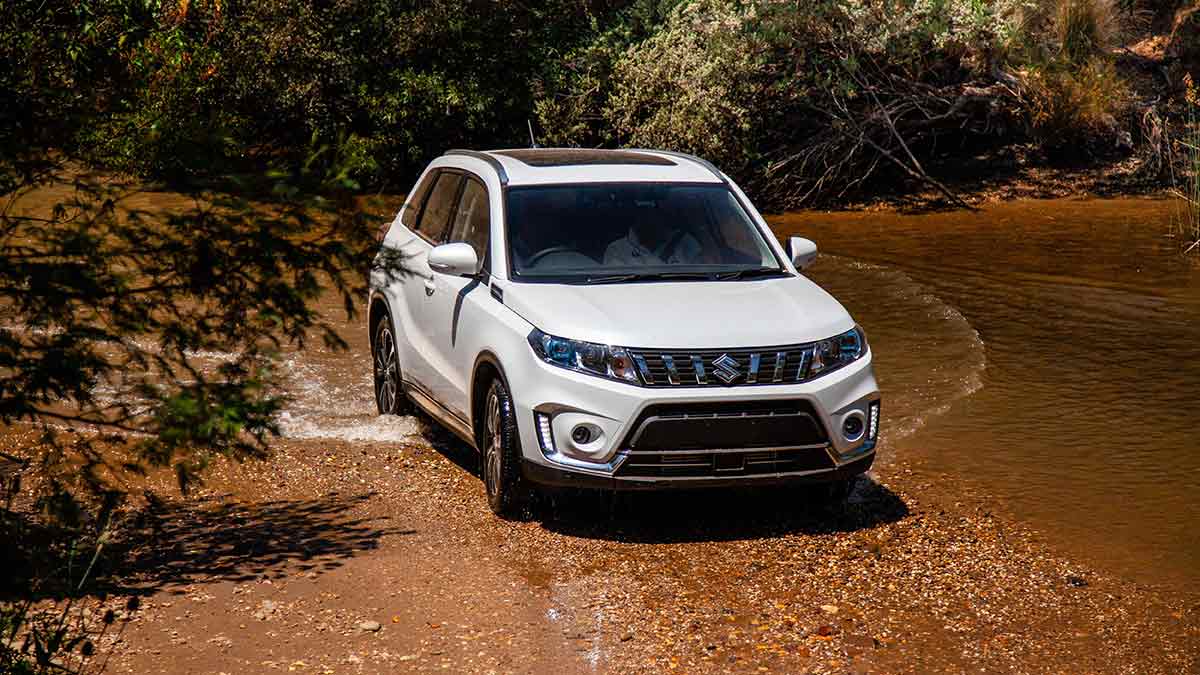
[481,378,531,519]
[372,316,409,415]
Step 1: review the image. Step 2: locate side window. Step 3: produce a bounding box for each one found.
[448,177,491,268]
[416,172,461,243]
[399,171,436,229]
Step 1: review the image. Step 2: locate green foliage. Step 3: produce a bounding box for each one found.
[534,0,687,147]
[537,0,1034,203]
[0,153,375,498]
[4,0,1149,202]
[5,0,607,186]
[604,0,769,169]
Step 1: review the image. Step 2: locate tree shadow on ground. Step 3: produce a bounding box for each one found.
[3,491,407,601]
[92,491,410,596]
[532,476,909,544]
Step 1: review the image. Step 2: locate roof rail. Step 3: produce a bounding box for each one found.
[443,149,509,185]
[629,149,725,183]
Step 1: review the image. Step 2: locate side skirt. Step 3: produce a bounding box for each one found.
[402,380,477,450]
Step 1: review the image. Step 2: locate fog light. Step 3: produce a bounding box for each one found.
[842,414,865,442]
[571,425,592,444]
[535,413,556,456]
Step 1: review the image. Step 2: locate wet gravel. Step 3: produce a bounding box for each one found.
[40,418,1191,674]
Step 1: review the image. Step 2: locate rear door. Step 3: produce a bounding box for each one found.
[393,169,463,394]
[419,175,491,418]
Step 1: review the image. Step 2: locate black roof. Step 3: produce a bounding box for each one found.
[492,148,677,167]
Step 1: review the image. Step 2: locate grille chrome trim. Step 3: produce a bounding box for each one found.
[627,342,847,388]
[795,349,811,381]
[662,354,680,384]
[631,353,654,384]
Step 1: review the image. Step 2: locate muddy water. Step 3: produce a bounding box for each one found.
[774,198,1200,591]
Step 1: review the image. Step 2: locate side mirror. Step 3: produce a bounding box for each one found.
[788,236,818,270]
[428,242,479,276]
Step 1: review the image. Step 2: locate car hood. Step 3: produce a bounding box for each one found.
[499,275,855,348]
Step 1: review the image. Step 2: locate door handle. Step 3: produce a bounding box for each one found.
[424,278,436,296]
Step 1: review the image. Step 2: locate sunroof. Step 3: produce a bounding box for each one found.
[493,149,676,167]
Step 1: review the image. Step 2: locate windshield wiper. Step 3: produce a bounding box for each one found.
[583,271,713,284]
[583,273,641,284]
[714,267,786,281]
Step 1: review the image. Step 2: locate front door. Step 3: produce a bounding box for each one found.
[419,175,492,420]
[395,169,462,397]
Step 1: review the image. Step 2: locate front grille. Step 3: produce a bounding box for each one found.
[629,343,827,387]
[615,400,834,478]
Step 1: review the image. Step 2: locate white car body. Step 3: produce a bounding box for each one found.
[369,148,879,502]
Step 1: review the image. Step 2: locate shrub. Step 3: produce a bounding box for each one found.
[1172,74,1199,250]
[1055,0,1120,63]
[534,0,688,148]
[603,0,767,171]
[539,0,1035,205]
[1022,57,1130,145]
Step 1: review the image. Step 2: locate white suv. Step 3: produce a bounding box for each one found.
[369,148,880,517]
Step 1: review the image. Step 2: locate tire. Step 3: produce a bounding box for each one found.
[481,377,531,519]
[372,314,409,415]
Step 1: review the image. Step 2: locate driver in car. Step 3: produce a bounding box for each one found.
[603,207,702,266]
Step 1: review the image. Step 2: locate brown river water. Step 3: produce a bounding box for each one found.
[9,184,1198,594]
[775,198,1200,592]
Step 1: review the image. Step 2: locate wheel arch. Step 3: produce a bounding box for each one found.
[470,351,511,452]
[368,291,392,349]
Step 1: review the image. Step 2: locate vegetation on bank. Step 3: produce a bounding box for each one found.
[2,0,1198,208]
[1173,75,1200,248]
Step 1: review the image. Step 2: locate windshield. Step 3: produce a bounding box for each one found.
[505,183,783,281]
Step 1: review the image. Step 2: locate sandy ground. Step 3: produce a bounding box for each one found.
[15,417,1185,675]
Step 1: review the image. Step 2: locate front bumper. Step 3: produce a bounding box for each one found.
[508,346,881,491]
[522,450,875,491]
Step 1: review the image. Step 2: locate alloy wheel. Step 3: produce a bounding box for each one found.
[374,325,400,414]
[484,389,503,496]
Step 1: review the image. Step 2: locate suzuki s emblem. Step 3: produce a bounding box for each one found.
[711,354,742,384]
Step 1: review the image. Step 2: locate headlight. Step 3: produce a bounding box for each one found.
[807,326,868,378]
[527,329,640,384]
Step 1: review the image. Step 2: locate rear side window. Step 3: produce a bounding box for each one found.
[448,177,490,267]
[399,171,436,228]
[416,172,462,243]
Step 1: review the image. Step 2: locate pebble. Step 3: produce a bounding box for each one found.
[251,600,278,621]
[358,620,382,632]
